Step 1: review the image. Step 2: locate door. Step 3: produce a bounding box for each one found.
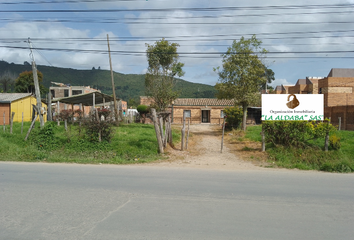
[202,110,210,123]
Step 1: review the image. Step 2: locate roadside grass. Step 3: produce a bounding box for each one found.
[238,125,354,173]
[0,122,179,164]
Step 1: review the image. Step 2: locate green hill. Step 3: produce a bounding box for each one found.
[0,60,216,103]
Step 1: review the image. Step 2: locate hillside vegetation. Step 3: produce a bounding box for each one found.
[0,60,216,103]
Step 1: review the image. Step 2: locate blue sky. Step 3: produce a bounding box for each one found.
[0,0,353,88]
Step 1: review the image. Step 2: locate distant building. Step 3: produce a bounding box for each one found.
[49,82,100,116]
[274,68,354,130]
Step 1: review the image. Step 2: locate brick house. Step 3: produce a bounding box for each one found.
[274,68,354,130]
[171,98,234,124]
[139,96,261,125]
[140,96,233,124]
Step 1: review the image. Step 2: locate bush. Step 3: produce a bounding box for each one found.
[137,105,150,114]
[224,106,243,129]
[263,120,336,148]
[83,111,115,142]
[59,109,74,122]
[329,134,341,150]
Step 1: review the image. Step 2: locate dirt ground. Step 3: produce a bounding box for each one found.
[147,124,272,171]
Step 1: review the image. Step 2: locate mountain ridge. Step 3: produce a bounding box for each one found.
[0,60,216,104]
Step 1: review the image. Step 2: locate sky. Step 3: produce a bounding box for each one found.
[0,0,353,88]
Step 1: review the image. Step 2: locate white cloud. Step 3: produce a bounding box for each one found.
[0,0,353,87]
[270,78,293,88]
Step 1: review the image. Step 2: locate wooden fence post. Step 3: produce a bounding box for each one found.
[151,108,163,153]
[21,112,24,134]
[261,124,265,152]
[181,112,186,151]
[324,120,329,152]
[95,109,101,142]
[221,117,225,153]
[3,111,5,132]
[186,119,190,150]
[168,115,173,147]
[159,116,164,145]
[25,114,38,141]
[338,117,341,130]
[10,112,15,134]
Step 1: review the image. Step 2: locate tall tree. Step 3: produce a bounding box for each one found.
[145,38,185,111]
[0,70,16,92]
[262,67,275,91]
[14,70,47,96]
[214,35,268,131]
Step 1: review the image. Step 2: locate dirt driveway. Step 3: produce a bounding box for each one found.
[148,124,266,171]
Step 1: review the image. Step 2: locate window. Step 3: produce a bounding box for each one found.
[183,110,191,118]
[72,90,82,95]
[64,89,69,97]
[221,110,226,118]
[319,88,322,94]
[50,90,55,98]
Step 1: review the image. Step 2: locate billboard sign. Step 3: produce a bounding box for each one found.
[262,94,324,121]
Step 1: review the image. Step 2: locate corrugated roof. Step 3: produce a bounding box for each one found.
[173,98,234,106]
[51,91,118,106]
[0,93,32,103]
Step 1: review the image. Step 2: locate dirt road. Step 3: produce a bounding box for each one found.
[148,124,264,171]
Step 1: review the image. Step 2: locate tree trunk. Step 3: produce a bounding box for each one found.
[242,103,248,132]
[151,108,164,153]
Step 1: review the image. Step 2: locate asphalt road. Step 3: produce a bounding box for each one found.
[1,162,353,240]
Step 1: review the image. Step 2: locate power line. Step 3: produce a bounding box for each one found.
[1,4,353,12]
[1,44,353,56]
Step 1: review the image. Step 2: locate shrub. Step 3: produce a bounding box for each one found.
[329,134,341,150]
[263,120,336,148]
[137,105,150,114]
[97,108,111,119]
[137,105,150,123]
[224,106,243,129]
[59,109,74,122]
[83,111,114,142]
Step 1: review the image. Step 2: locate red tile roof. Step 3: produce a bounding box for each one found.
[173,98,234,106]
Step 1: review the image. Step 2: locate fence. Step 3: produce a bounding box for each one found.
[325,105,354,130]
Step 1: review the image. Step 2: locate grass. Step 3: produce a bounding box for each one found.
[0,122,180,164]
[241,125,354,173]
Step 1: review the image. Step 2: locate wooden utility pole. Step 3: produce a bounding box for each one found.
[107,34,119,126]
[28,38,44,128]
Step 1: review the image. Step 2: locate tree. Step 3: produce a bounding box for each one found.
[137,104,150,124]
[145,38,185,111]
[0,70,16,92]
[14,70,47,96]
[214,35,268,131]
[262,67,275,92]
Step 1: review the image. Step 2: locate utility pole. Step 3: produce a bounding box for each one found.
[28,38,44,128]
[107,34,119,126]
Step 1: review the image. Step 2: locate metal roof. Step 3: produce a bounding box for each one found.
[0,93,32,103]
[51,91,118,106]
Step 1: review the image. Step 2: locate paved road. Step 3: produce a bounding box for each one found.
[1,162,353,240]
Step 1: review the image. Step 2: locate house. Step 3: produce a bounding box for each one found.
[274,68,354,130]
[140,96,260,125]
[0,93,47,125]
[171,98,234,124]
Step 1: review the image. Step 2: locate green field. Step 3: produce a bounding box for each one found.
[243,125,354,173]
[0,122,179,164]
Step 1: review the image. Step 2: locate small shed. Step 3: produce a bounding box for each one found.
[0,93,47,125]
